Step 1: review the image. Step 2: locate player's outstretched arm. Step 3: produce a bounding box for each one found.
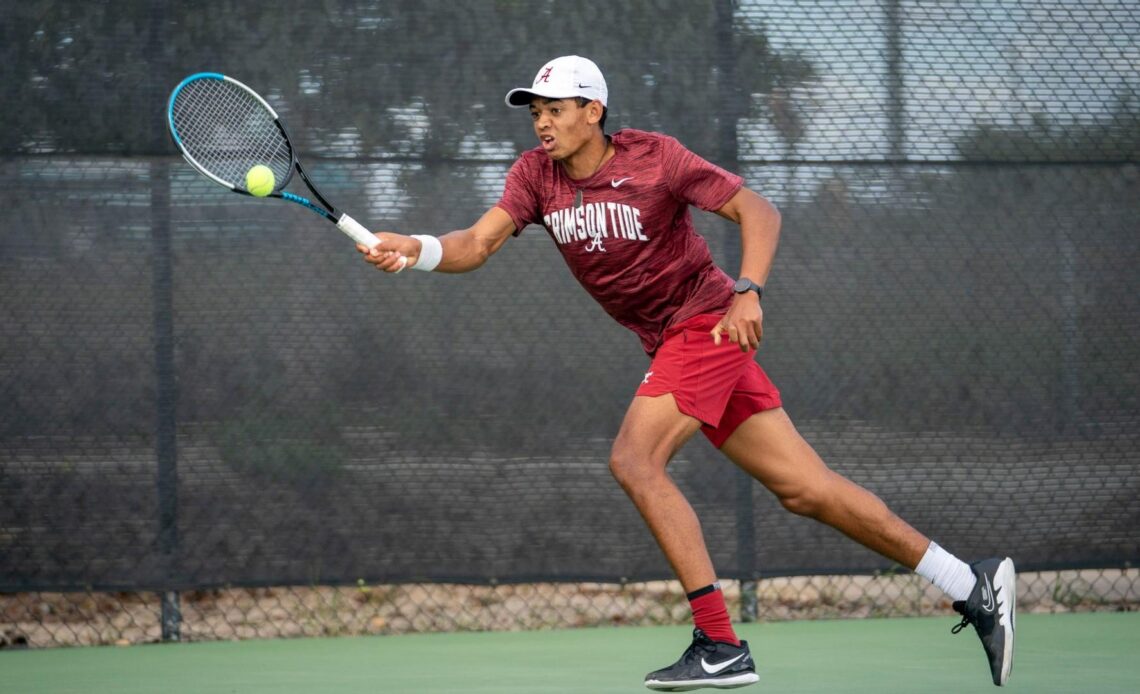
[357,207,517,274]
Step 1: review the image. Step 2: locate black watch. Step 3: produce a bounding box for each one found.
[733,277,763,300]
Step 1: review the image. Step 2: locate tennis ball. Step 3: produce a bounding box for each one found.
[245,165,275,197]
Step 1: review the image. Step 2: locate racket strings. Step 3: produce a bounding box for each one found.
[171,78,293,189]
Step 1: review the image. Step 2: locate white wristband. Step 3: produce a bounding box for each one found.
[410,234,443,272]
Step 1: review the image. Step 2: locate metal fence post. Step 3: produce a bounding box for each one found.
[151,159,181,642]
[714,0,760,623]
[147,1,182,642]
[736,467,758,622]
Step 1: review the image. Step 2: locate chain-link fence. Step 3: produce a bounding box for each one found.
[2,1,1138,648]
[4,570,1138,648]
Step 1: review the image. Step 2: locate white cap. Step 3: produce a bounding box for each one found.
[505,55,608,108]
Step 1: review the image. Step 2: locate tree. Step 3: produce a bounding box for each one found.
[2,1,815,160]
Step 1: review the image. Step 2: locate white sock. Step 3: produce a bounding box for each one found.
[915,542,976,602]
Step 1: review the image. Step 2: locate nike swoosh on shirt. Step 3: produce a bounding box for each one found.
[701,652,746,675]
[611,177,632,187]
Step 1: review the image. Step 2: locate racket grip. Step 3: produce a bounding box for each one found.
[337,213,408,272]
[336,213,379,248]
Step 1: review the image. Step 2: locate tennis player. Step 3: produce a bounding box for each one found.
[359,56,1016,690]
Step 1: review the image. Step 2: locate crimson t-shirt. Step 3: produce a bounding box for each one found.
[496,129,743,355]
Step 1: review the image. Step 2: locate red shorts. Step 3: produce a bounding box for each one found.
[636,313,782,448]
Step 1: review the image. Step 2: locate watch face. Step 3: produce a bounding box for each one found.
[733,279,762,298]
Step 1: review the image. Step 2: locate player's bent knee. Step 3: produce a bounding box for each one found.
[608,449,665,492]
[776,487,825,518]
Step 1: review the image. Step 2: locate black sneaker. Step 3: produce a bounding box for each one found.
[952,557,1017,686]
[644,628,759,691]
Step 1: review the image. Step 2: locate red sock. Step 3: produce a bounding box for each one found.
[688,583,740,646]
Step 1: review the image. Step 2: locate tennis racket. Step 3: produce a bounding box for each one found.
[166,72,404,267]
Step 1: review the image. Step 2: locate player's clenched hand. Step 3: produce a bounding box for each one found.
[356,232,417,273]
[711,292,763,352]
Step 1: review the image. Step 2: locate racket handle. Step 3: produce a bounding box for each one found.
[337,213,408,272]
[336,213,379,247]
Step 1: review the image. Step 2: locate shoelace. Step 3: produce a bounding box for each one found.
[683,634,718,661]
[951,614,972,634]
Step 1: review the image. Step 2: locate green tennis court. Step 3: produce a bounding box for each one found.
[4,612,1136,693]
